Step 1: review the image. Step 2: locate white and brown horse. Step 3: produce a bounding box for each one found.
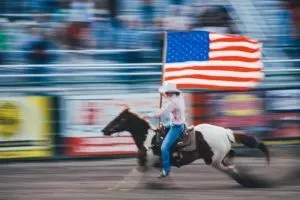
[102,107,270,187]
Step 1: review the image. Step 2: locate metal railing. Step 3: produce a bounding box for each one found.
[1,49,159,54]
[0,59,299,93]
[1,58,300,68]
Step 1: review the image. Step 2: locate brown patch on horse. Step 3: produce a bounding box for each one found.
[196,131,214,165]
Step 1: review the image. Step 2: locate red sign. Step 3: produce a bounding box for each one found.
[61,94,160,157]
[71,102,102,126]
[65,136,137,156]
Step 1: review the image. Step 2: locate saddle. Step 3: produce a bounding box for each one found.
[176,124,197,152]
[152,124,198,168]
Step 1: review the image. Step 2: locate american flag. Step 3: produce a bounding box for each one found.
[163,31,264,91]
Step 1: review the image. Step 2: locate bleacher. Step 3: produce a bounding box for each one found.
[0,0,299,89]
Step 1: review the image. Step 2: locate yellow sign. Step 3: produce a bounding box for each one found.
[221,94,262,117]
[0,96,53,159]
[0,101,21,138]
[0,149,51,159]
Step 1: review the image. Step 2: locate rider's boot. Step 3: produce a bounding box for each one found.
[158,169,169,178]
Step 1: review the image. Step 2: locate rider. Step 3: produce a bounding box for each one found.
[145,83,186,178]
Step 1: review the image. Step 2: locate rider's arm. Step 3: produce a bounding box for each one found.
[146,101,173,118]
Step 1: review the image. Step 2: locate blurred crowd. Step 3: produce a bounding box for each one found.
[0,1,299,139]
[0,0,299,66]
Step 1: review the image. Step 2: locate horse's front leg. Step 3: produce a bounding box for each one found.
[137,147,148,172]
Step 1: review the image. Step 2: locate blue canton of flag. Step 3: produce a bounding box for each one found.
[166,31,210,63]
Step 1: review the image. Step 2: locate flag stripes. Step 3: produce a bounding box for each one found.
[164,31,264,90]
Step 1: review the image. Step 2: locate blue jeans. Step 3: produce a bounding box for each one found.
[161,124,184,174]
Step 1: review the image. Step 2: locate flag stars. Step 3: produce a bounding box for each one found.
[166,31,210,63]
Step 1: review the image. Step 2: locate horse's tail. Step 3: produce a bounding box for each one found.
[233,131,270,164]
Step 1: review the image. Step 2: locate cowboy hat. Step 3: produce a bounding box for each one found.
[158,83,181,94]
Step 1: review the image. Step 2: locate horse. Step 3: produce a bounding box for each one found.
[101,107,271,187]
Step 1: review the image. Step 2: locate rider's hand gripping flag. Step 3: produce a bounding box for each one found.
[162,31,264,91]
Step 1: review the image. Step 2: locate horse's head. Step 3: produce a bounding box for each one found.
[102,106,151,140]
[102,107,163,172]
[102,106,156,171]
[102,107,132,136]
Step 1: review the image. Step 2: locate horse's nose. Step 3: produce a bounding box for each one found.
[101,129,108,135]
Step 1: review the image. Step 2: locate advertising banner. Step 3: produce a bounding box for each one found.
[265,89,300,112]
[206,91,269,138]
[61,93,161,156]
[265,89,300,139]
[0,96,53,159]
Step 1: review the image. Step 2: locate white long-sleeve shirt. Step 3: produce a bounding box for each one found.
[148,95,186,125]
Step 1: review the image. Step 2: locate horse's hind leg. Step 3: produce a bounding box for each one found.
[212,161,238,177]
[212,160,259,187]
[212,158,238,177]
[222,149,236,166]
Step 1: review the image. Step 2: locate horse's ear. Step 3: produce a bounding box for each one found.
[124,104,130,110]
[117,103,130,111]
[122,104,130,111]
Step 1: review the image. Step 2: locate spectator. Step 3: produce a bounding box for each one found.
[92,17,114,49]
[117,16,143,63]
[191,5,237,34]
[23,30,57,64]
[68,0,95,49]
[28,0,53,13]
[165,5,189,31]
[22,27,57,84]
[69,0,95,24]
[108,0,119,28]
[170,0,184,5]
[285,0,300,39]
[282,0,300,57]
[65,21,81,49]
[0,22,8,64]
[140,0,155,28]
[44,0,60,14]
[0,0,8,14]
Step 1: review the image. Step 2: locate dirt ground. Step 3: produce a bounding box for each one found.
[1,155,300,200]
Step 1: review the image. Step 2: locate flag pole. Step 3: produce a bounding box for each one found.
[159,31,167,126]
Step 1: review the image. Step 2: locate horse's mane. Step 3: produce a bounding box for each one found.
[120,108,155,131]
[129,110,152,127]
